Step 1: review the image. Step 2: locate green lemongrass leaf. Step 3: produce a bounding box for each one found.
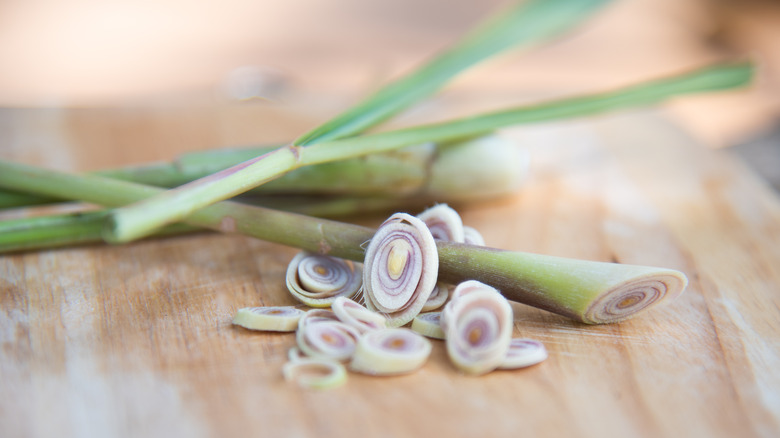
[0,159,686,324]
[105,61,753,243]
[294,0,613,145]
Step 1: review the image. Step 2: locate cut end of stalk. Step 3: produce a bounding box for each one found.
[582,269,688,324]
[101,214,129,244]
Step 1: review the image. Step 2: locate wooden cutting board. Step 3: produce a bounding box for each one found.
[1,106,779,438]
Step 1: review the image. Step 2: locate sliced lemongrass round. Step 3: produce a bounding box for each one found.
[411,312,445,340]
[498,338,548,369]
[442,281,513,375]
[331,296,387,333]
[299,308,341,324]
[283,358,347,390]
[362,213,438,327]
[417,204,465,242]
[463,226,485,246]
[286,251,362,307]
[421,283,450,312]
[231,306,305,332]
[349,328,432,376]
[296,319,360,361]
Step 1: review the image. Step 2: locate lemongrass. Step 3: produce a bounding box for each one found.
[349,328,432,376]
[296,311,360,361]
[0,137,525,211]
[421,283,451,312]
[417,204,465,242]
[331,297,387,334]
[0,159,689,324]
[442,280,513,375]
[231,306,306,332]
[1,61,748,247]
[285,251,362,307]
[463,226,485,246]
[282,358,348,390]
[498,338,548,369]
[293,0,613,145]
[411,312,446,340]
[362,213,438,327]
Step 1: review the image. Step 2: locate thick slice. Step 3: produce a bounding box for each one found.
[442,281,513,375]
[350,328,432,376]
[232,306,305,332]
[411,312,446,340]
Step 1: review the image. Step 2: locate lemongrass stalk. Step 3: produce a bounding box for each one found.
[105,62,754,243]
[0,135,527,210]
[0,210,196,253]
[294,0,613,145]
[0,160,686,324]
[98,0,613,242]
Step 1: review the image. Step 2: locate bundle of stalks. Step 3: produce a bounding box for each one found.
[0,0,755,324]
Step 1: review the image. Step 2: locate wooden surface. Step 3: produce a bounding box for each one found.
[1,105,780,438]
[2,1,780,436]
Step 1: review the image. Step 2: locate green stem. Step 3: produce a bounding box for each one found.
[0,159,686,324]
[294,0,613,145]
[0,211,197,252]
[106,62,754,243]
[0,136,521,210]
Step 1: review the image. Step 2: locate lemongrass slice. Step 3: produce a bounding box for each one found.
[298,308,341,324]
[296,317,360,361]
[231,306,305,332]
[446,279,489,308]
[362,213,438,327]
[349,328,432,376]
[331,296,387,333]
[442,281,513,375]
[416,204,465,242]
[463,226,485,246]
[286,251,362,307]
[498,338,548,370]
[421,283,450,312]
[283,358,347,390]
[411,312,445,340]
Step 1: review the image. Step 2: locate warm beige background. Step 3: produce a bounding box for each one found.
[1,0,778,146]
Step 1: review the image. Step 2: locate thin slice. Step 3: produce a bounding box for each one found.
[296,313,360,361]
[421,283,450,312]
[231,306,305,332]
[416,204,465,242]
[362,213,438,327]
[283,358,347,390]
[331,296,388,333]
[350,328,432,376]
[411,312,445,340]
[498,338,548,369]
[286,251,362,307]
[463,226,485,246]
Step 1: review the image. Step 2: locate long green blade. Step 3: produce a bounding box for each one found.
[105,61,752,242]
[294,0,613,146]
[299,63,754,164]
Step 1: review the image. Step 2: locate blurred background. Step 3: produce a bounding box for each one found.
[1,0,778,186]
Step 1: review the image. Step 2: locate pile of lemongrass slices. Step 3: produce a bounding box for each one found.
[232,205,547,389]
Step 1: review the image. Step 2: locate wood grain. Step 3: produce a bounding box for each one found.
[1,102,779,438]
